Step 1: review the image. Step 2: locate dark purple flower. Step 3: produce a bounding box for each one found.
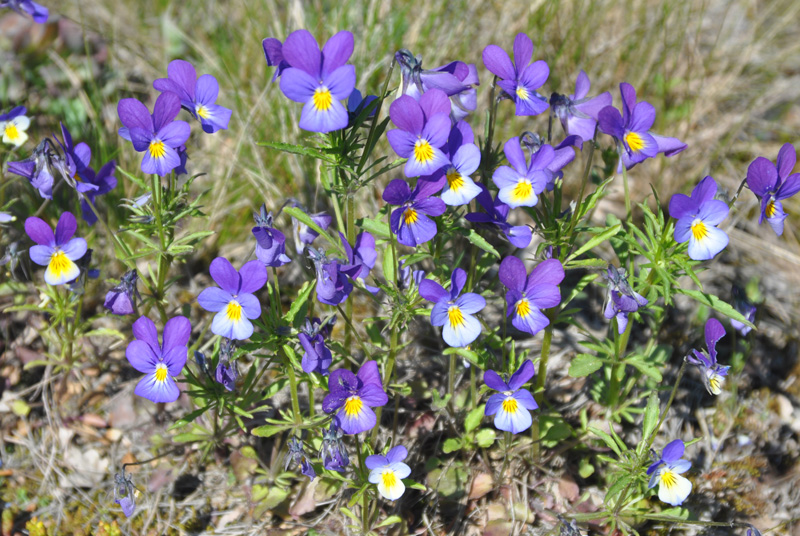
[550,70,612,143]
[292,207,332,254]
[215,338,238,391]
[252,205,291,267]
[465,183,532,248]
[319,422,349,472]
[285,437,316,480]
[387,89,451,177]
[484,360,538,433]
[669,176,729,260]
[153,60,232,133]
[347,89,378,124]
[731,285,756,336]
[0,0,48,23]
[685,318,729,395]
[419,267,485,347]
[383,178,446,248]
[104,270,140,316]
[499,256,564,336]
[603,265,648,334]
[299,317,333,375]
[117,93,191,176]
[262,37,290,81]
[322,360,388,434]
[113,470,135,517]
[197,257,267,340]
[597,82,687,170]
[278,30,356,133]
[125,316,191,403]
[492,136,554,208]
[398,260,425,291]
[308,246,359,306]
[25,211,87,286]
[745,144,800,236]
[482,33,549,116]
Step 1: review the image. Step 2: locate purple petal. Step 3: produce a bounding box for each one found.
[421,113,452,149]
[503,137,527,172]
[322,391,348,414]
[325,65,356,101]
[321,31,354,77]
[519,60,549,92]
[687,224,728,261]
[194,74,219,106]
[484,369,510,392]
[28,245,52,266]
[132,316,160,349]
[597,106,624,139]
[691,176,718,205]
[414,197,446,217]
[282,29,321,75]
[661,439,685,462]
[386,445,408,464]
[280,67,319,102]
[61,237,87,261]
[382,178,411,205]
[141,146,181,177]
[512,388,538,410]
[450,267,467,297]
[365,454,389,470]
[152,92,181,132]
[620,82,637,124]
[389,96,424,134]
[746,157,778,197]
[419,89,452,119]
[358,383,388,407]
[777,173,800,200]
[455,293,485,315]
[704,318,726,362]
[157,121,191,148]
[776,143,797,180]
[419,279,448,303]
[386,129,417,160]
[163,316,191,351]
[117,98,152,131]
[629,101,656,132]
[129,127,153,153]
[397,213,437,247]
[357,360,383,389]
[512,33,533,73]
[126,340,158,373]
[652,133,687,157]
[528,258,564,288]
[573,70,590,99]
[209,257,240,294]
[493,401,532,434]
[485,392,506,416]
[442,311,481,347]
[508,360,535,390]
[336,405,376,435]
[668,193,697,221]
[697,199,729,227]
[505,225,532,248]
[482,45,515,81]
[238,260,268,294]
[163,345,188,377]
[492,165,521,190]
[499,256,526,291]
[198,287,233,313]
[135,372,180,403]
[24,216,55,246]
[164,59,197,100]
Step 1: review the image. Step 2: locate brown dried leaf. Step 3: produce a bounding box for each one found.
[469,472,494,500]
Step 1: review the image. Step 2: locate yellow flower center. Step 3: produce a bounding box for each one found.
[49,250,73,277]
[691,219,708,241]
[381,470,398,489]
[502,397,519,413]
[766,199,777,218]
[515,86,529,100]
[225,300,243,322]
[448,305,465,328]
[515,297,531,318]
[707,372,724,395]
[446,168,464,191]
[344,396,363,417]
[413,139,434,163]
[403,207,418,225]
[625,132,645,153]
[4,124,20,141]
[659,468,677,490]
[313,87,333,111]
[195,104,210,119]
[511,180,533,203]
[154,363,168,383]
[149,140,166,159]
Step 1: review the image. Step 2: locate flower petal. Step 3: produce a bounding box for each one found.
[126,340,158,373]
[238,260,268,294]
[209,257,240,294]
[508,360,535,390]
[25,216,54,246]
[282,29,321,75]
[132,316,159,349]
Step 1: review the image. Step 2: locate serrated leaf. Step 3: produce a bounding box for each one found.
[464,405,485,434]
[676,288,755,330]
[569,354,604,377]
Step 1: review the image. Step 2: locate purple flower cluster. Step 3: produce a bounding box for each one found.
[323,361,388,435]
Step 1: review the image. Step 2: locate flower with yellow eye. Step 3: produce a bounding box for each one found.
[647,439,693,506]
[125,316,190,403]
[484,360,538,434]
[367,445,411,501]
[686,318,730,396]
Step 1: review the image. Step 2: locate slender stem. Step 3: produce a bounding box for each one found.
[308,384,315,418]
[469,364,477,410]
[565,135,596,249]
[280,347,301,427]
[607,320,633,409]
[534,318,554,404]
[271,267,282,321]
[356,57,396,175]
[619,143,632,222]
[482,76,499,181]
[353,434,369,533]
[344,195,355,353]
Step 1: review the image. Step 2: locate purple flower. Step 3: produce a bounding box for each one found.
[647,439,692,505]
[669,176,729,261]
[262,37,290,82]
[319,422,349,472]
[341,231,378,293]
[308,246,359,306]
[25,212,87,286]
[292,208,332,254]
[0,105,30,146]
[285,437,316,480]
[499,257,564,336]
[484,360,538,434]
[519,132,578,191]
[252,205,291,267]
[7,139,72,199]
[153,60,232,133]
[347,89,378,123]
[550,70,612,143]
[113,471,135,517]
[79,159,117,226]
[0,0,48,23]
[398,260,425,291]
[419,267,485,348]
[731,286,756,336]
[299,317,334,375]
[685,318,729,396]
[387,89,451,178]
[383,178,446,248]
[278,30,356,133]
[215,338,238,391]
[603,265,648,334]
[482,33,549,116]
[366,445,411,501]
[745,144,800,236]
[492,136,554,208]
[104,270,140,316]
[117,93,191,176]
[428,121,482,206]
[125,315,191,403]
[197,257,267,340]
[465,183,532,248]
[597,82,687,170]
[322,360,388,435]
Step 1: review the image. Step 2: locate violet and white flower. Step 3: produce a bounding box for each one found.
[322,360,388,435]
[492,136,554,208]
[25,211,87,286]
[197,257,267,340]
[498,256,564,336]
[484,360,538,434]
[745,144,800,236]
[383,178,446,248]
[125,316,191,403]
[647,439,692,506]
[153,59,232,133]
[603,265,648,334]
[550,70,612,143]
[669,176,729,261]
[0,106,30,147]
[366,445,411,501]
[483,33,549,116]
[419,267,485,348]
[387,89,451,178]
[685,318,730,396]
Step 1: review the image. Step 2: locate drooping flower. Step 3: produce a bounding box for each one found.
[261,37,290,82]
[125,315,191,403]
[252,205,291,267]
[387,89,451,178]
[499,256,564,336]
[153,59,232,133]
[285,437,316,480]
[79,159,117,226]
[484,360,538,434]
[341,231,378,293]
[215,338,238,391]
[730,285,756,336]
[308,246,359,306]
[745,143,800,236]
[647,439,692,506]
[685,318,730,396]
[383,178,446,247]
[603,264,648,334]
[7,138,73,199]
[197,257,267,340]
[482,33,549,116]
[550,70,612,143]
[366,445,411,501]
[492,136,554,208]
[419,267,485,348]
[292,207,332,254]
[597,82,687,170]
[117,93,191,176]
[319,422,349,472]
[113,470,136,517]
[465,183,532,248]
[278,30,356,133]
[322,360,388,434]
[0,106,30,147]
[299,316,334,375]
[669,176,729,261]
[25,212,87,286]
[104,270,140,315]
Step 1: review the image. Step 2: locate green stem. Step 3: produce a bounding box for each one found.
[607,320,633,409]
[619,142,632,223]
[345,195,355,353]
[280,347,301,427]
[482,76,499,181]
[565,136,596,249]
[534,319,554,404]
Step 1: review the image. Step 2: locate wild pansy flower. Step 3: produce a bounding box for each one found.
[0,0,47,22]
[7,138,73,199]
[198,257,267,340]
[153,60,232,133]
[550,70,612,143]
[603,265,648,334]
[79,160,117,226]
[320,422,349,472]
[25,212,87,286]
[419,267,485,348]
[0,106,30,147]
[499,256,564,336]
[669,176,729,261]
[278,30,356,133]
[647,439,692,506]
[215,338,238,391]
[125,316,191,403]
[322,360,388,435]
[597,82,687,170]
[308,246,359,306]
[383,178,446,248]
[686,318,730,396]
[484,360,538,434]
[252,205,291,267]
[104,270,140,316]
[366,445,411,501]
[745,143,800,236]
[519,131,578,191]
[292,206,332,254]
[483,33,549,116]
[117,92,191,177]
[113,470,136,517]
[262,37,290,82]
[342,231,378,292]
[731,286,756,336]
[492,136,554,208]
[347,89,378,124]
[465,183,532,248]
[398,260,425,291]
[285,437,316,480]
[426,121,482,206]
[299,316,334,375]
[387,89,451,178]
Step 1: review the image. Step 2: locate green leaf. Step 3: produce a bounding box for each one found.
[375,515,402,528]
[475,428,496,447]
[464,229,500,258]
[642,391,659,441]
[567,224,621,261]
[578,457,595,478]
[382,241,396,286]
[358,216,391,240]
[626,356,663,381]
[676,288,755,330]
[442,438,463,453]
[82,328,127,339]
[283,280,315,327]
[606,474,631,503]
[170,406,210,429]
[588,426,622,457]
[569,354,604,377]
[464,405,485,434]
[257,140,335,163]
[283,206,341,254]
[403,478,427,491]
